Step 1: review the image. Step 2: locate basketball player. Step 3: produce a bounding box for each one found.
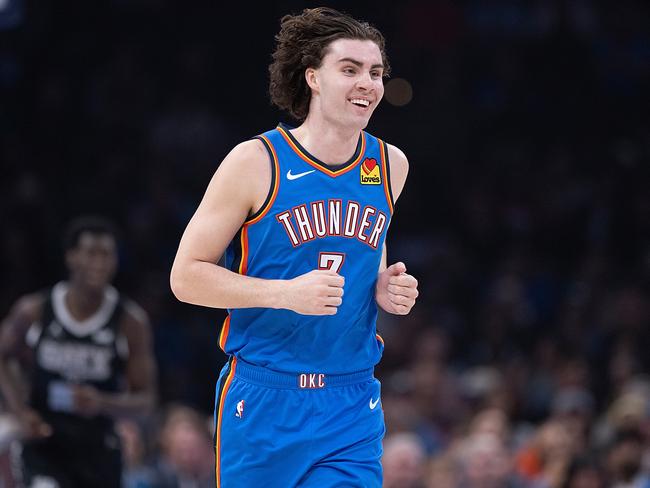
[170,7,418,487]
[0,217,157,488]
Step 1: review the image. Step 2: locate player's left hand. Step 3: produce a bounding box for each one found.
[375,262,418,315]
[72,384,105,417]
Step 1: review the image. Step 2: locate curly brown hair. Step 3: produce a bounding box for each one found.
[269,7,390,122]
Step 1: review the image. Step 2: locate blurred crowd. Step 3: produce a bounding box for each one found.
[1,0,649,487]
[0,404,217,487]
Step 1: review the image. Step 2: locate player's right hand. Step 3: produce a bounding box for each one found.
[284,269,344,315]
[17,408,52,439]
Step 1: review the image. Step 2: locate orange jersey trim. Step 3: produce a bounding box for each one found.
[218,315,231,352]
[220,222,252,352]
[277,125,366,177]
[376,333,385,346]
[238,226,249,275]
[220,192,255,353]
[378,139,394,215]
[215,357,237,488]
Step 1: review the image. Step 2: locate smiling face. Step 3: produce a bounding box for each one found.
[305,38,385,130]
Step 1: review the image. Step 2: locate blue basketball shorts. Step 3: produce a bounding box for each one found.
[213,357,385,487]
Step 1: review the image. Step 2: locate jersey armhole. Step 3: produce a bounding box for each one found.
[245,136,279,224]
[379,139,395,214]
[18,291,48,349]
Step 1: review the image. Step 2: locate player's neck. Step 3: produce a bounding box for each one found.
[292,115,361,167]
[65,282,105,321]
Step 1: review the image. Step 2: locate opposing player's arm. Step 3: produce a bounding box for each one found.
[76,302,157,418]
[375,144,418,315]
[0,294,42,411]
[170,140,344,315]
[0,294,52,437]
[121,302,156,411]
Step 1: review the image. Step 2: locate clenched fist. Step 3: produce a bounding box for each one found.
[283,269,345,315]
[375,262,418,315]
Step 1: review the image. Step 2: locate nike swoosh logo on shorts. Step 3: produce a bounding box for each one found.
[369,397,380,410]
[286,169,315,180]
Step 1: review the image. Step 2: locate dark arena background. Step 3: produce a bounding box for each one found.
[1,1,649,487]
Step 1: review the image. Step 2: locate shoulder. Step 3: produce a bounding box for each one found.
[207,137,275,216]
[120,298,149,328]
[211,138,272,196]
[232,138,269,158]
[1,291,47,353]
[386,143,409,174]
[8,292,47,325]
[385,143,409,202]
[219,138,271,174]
[118,298,153,350]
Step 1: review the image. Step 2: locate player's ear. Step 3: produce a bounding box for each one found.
[305,67,319,92]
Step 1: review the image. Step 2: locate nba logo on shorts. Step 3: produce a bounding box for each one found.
[235,400,245,418]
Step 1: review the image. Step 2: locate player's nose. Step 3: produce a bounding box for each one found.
[355,71,374,91]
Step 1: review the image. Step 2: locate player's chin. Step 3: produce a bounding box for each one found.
[83,277,110,292]
[347,107,374,125]
[356,106,375,119]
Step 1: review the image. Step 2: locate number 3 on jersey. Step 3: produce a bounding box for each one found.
[318,252,346,273]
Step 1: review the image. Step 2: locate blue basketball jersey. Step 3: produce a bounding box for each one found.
[221,123,394,374]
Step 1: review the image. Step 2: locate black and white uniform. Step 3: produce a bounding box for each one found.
[20,281,128,488]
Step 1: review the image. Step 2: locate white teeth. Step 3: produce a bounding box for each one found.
[351,99,370,107]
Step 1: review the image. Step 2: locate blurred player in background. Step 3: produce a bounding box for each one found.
[0,216,157,488]
[171,7,417,487]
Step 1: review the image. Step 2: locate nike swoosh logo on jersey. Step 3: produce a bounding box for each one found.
[286,169,316,180]
[369,397,380,410]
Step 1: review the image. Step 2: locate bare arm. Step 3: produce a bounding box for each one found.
[375,144,419,315]
[170,140,344,315]
[379,244,387,274]
[0,294,41,413]
[377,142,410,278]
[0,294,52,437]
[73,302,157,418]
[387,143,409,203]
